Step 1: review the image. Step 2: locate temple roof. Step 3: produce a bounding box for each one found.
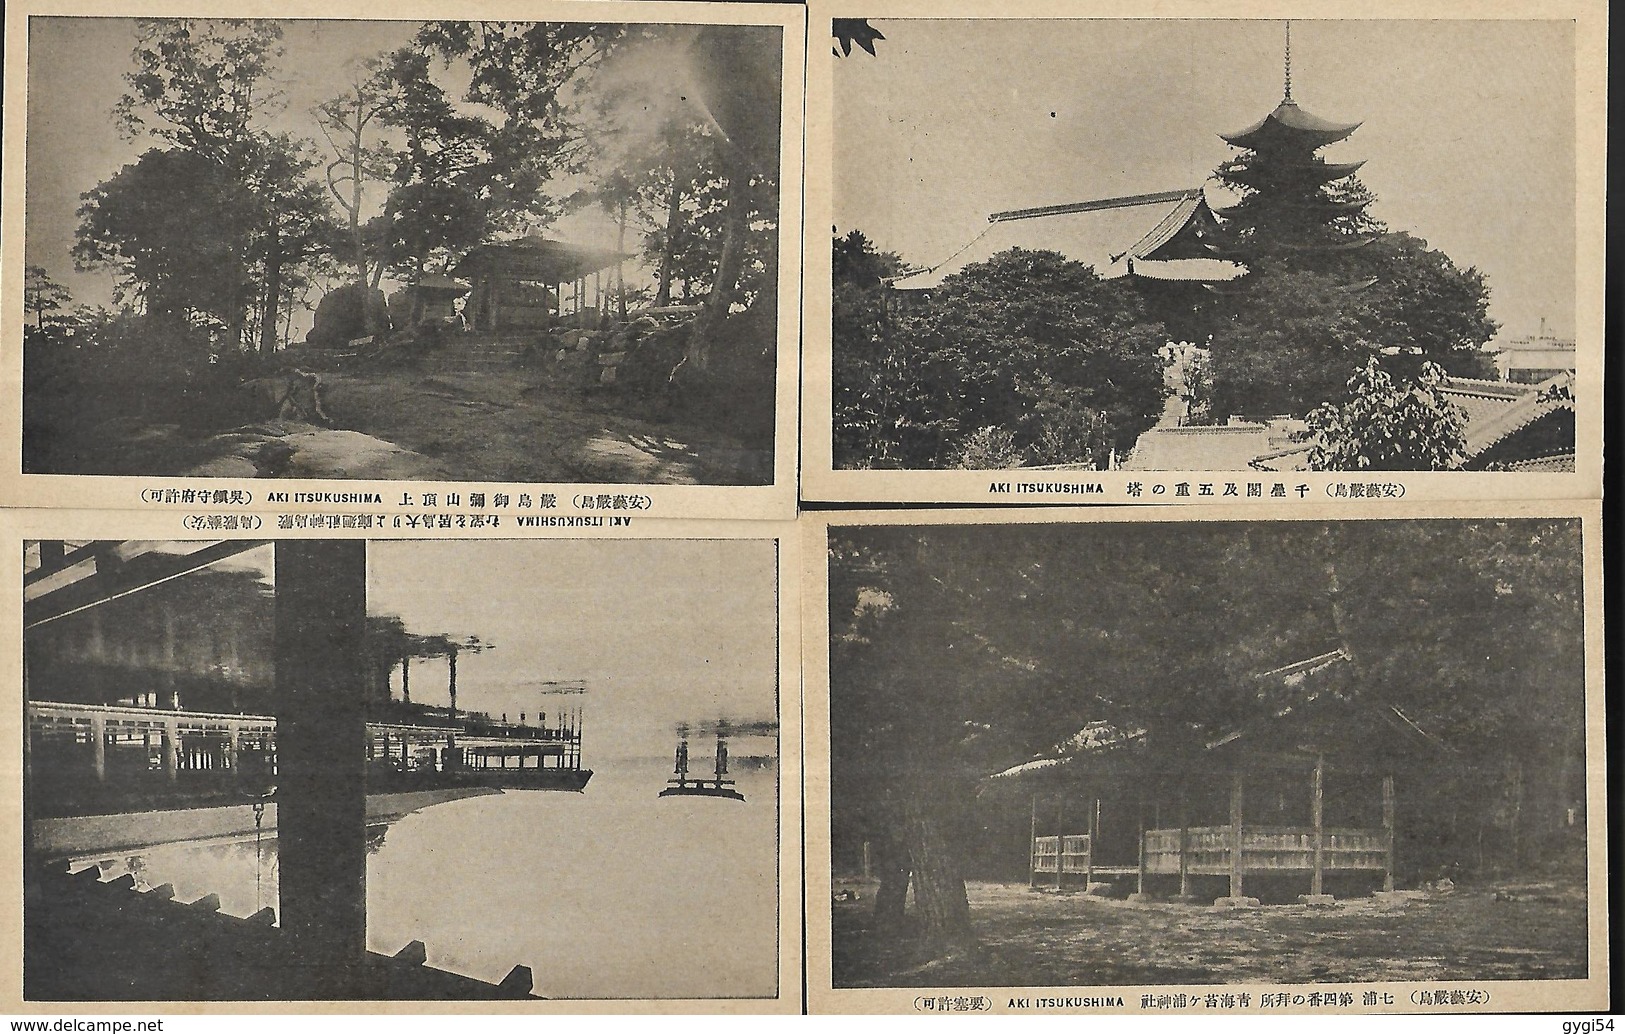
[1221,98,1362,149]
[1443,371,1575,463]
[1223,158,1367,189]
[408,273,470,297]
[887,189,1244,292]
[986,648,1448,782]
[454,236,630,283]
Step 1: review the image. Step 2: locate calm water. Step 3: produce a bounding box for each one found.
[82,759,779,999]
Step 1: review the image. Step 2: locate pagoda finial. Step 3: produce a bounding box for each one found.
[1284,20,1294,102]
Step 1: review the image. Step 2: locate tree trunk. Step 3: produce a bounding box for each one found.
[870,831,910,934]
[691,158,751,370]
[259,218,283,357]
[900,790,973,948]
[616,198,629,322]
[655,173,683,308]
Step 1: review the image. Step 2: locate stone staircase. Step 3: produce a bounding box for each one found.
[413,334,531,375]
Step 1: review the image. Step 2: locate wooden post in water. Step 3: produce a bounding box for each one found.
[1228,770,1245,899]
[1311,754,1325,897]
[447,648,458,721]
[1382,774,1397,892]
[275,540,368,996]
[162,717,179,783]
[90,714,106,783]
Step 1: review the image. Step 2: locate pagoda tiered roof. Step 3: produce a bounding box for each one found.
[1221,157,1367,190]
[1220,98,1363,149]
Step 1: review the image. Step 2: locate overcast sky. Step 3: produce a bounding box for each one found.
[182,539,779,761]
[834,18,1577,341]
[367,539,780,761]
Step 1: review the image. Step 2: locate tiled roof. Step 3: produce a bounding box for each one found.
[1221,98,1362,147]
[1122,425,1271,471]
[1493,453,1576,473]
[1454,371,1574,458]
[888,189,1243,291]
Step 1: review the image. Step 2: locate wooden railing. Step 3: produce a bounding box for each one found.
[1031,833,1092,874]
[1142,825,1389,874]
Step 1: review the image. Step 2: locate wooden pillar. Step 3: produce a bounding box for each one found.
[401,655,411,704]
[1084,797,1098,887]
[1311,754,1326,896]
[1178,802,1191,898]
[274,541,369,995]
[448,649,458,721]
[1382,774,1396,892]
[1228,770,1245,899]
[1136,801,1147,896]
[162,717,179,783]
[90,715,106,782]
[1055,796,1064,890]
[1029,794,1038,888]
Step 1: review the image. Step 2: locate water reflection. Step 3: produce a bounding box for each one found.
[75,759,777,999]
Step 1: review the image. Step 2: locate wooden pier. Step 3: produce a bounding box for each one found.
[27,699,590,816]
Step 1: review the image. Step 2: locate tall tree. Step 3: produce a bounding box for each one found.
[1352,232,1499,380]
[74,148,259,333]
[314,64,398,302]
[108,19,335,350]
[23,267,71,329]
[250,134,341,353]
[114,19,286,172]
[369,47,505,280]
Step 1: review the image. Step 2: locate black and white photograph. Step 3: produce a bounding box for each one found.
[809,507,1605,1009]
[807,10,1601,499]
[9,5,801,510]
[18,528,793,1005]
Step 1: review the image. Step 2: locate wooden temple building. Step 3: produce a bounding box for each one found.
[993,649,1450,906]
[452,236,630,332]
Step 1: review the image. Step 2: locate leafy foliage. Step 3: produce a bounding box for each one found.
[1206,268,1378,419]
[1352,233,1498,380]
[831,19,885,57]
[74,148,260,330]
[1304,358,1468,471]
[834,244,1168,468]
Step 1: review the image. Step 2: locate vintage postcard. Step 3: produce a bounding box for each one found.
[801,0,1605,506]
[2,0,805,520]
[1,509,802,1011]
[803,502,1608,1013]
